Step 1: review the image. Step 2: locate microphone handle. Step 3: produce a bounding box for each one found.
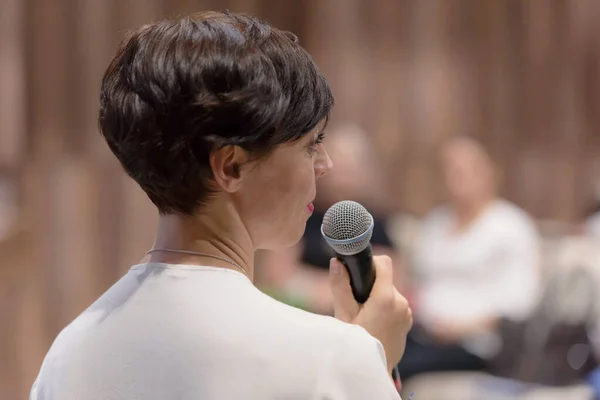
[335,244,375,304]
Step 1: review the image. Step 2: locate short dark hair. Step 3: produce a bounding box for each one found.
[98,11,333,215]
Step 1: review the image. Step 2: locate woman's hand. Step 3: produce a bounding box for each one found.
[329,255,413,372]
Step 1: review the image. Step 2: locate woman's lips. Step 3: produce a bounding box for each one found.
[307,203,315,213]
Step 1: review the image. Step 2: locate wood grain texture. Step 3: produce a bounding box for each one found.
[1,1,600,397]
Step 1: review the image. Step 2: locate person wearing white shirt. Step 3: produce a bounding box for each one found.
[30,11,412,400]
[397,136,540,381]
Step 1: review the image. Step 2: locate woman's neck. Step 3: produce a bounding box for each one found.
[144,208,255,281]
[452,197,496,234]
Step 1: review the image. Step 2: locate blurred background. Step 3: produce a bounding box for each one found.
[3,0,600,399]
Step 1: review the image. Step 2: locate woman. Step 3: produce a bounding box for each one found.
[397,136,541,382]
[30,11,412,400]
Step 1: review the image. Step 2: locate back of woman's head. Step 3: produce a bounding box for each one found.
[99,11,333,215]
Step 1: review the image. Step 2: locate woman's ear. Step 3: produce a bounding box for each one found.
[209,145,250,193]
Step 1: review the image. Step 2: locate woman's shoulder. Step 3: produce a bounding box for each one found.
[421,205,453,226]
[487,199,536,229]
[482,200,539,244]
[263,295,346,333]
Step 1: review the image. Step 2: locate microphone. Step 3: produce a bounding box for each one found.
[320,200,376,304]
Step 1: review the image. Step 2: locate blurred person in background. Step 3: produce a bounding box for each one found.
[258,123,400,315]
[30,11,411,400]
[396,136,541,382]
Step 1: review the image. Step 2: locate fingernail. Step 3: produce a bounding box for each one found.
[330,259,340,275]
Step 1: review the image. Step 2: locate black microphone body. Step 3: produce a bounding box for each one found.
[322,200,402,388]
[335,244,375,304]
[321,200,377,304]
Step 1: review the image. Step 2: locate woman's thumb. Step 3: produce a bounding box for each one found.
[329,258,359,322]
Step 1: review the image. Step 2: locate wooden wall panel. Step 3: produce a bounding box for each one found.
[0,0,27,169]
[2,1,600,397]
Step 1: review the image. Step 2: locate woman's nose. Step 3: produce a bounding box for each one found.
[315,146,333,179]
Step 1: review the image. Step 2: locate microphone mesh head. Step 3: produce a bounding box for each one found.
[321,200,374,255]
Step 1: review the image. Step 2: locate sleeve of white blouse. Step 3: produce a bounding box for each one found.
[491,215,542,321]
[313,324,401,400]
